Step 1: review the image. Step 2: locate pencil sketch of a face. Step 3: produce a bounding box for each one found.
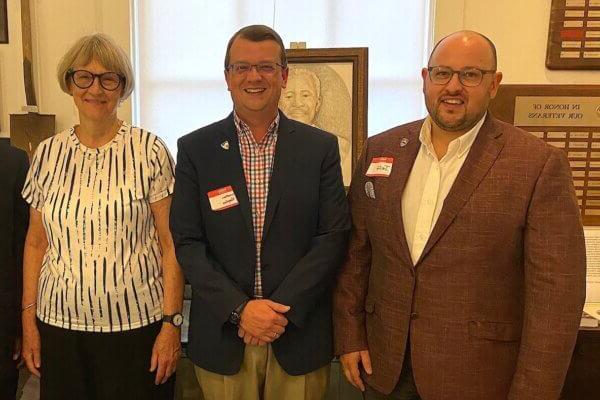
[280,64,353,185]
[280,69,322,125]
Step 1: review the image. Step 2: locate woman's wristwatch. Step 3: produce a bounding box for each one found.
[163,313,184,327]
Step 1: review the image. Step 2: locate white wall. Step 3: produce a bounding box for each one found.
[435,0,600,84]
[0,0,131,138]
[2,0,599,139]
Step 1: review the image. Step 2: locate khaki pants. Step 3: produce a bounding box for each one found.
[195,344,330,400]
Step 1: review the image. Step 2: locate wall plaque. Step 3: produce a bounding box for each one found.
[547,0,600,69]
[514,96,600,126]
[490,85,600,225]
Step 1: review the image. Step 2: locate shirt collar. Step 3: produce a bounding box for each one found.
[419,112,487,160]
[233,111,280,145]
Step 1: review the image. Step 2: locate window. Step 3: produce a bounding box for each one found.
[133,1,433,153]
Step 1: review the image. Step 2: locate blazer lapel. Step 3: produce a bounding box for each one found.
[218,114,254,240]
[386,122,422,269]
[262,113,296,241]
[416,116,505,265]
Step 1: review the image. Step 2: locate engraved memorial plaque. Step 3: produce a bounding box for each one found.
[490,85,600,225]
[547,0,600,69]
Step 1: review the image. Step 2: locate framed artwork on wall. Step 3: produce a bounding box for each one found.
[0,0,7,44]
[280,47,368,186]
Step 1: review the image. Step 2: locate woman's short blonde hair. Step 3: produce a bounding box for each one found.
[56,33,134,100]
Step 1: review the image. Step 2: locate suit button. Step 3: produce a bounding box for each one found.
[410,312,419,320]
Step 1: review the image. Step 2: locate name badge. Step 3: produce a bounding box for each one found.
[208,186,239,211]
[366,157,394,177]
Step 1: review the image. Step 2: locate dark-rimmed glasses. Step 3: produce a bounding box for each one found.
[67,69,124,91]
[226,62,284,76]
[427,66,496,87]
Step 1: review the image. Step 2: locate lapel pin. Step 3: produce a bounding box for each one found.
[221,141,230,150]
[365,181,376,199]
[400,137,409,147]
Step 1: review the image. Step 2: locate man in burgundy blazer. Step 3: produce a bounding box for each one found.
[333,31,586,399]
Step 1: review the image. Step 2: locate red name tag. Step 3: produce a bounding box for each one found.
[207,186,239,211]
[366,157,394,177]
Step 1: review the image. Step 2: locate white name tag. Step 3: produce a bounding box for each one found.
[208,186,239,211]
[366,157,394,177]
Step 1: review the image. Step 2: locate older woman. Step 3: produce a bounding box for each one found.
[20,33,183,399]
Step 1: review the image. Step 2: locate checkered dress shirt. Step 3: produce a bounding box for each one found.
[234,112,279,298]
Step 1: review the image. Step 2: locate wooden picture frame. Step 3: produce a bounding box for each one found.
[280,47,368,186]
[0,0,7,44]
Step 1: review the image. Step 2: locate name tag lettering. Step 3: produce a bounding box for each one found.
[366,157,394,177]
[208,186,239,211]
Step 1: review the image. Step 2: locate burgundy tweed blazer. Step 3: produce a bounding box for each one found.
[333,115,586,399]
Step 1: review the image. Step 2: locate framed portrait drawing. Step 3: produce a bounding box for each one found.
[0,0,7,44]
[280,47,368,186]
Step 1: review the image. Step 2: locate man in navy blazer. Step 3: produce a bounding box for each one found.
[0,142,29,399]
[170,25,349,400]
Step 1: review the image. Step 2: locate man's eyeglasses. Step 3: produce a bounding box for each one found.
[67,69,124,91]
[227,62,284,76]
[427,66,496,87]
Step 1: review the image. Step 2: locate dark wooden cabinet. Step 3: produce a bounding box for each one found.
[561,328,600,400]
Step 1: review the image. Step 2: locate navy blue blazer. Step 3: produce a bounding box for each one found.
[0,142,29,337]
[170,112,350,375]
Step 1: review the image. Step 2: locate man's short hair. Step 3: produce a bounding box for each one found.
[428,30,498,70]
[224,24,287,70]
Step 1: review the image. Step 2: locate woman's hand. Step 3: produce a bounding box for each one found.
[149,197,184,385]
[21,207,48,378]
[150,324,181,384]
[21,313,41,377]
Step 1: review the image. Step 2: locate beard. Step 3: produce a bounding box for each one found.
[426,98,488,133]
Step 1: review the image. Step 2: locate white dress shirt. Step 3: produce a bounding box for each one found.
[402,114,486,264]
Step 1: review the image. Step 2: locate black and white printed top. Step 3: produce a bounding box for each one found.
[22,122,175,332]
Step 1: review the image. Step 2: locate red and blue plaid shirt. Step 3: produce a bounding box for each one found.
[234,112,279,298]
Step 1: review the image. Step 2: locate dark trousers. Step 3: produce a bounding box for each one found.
[364,340,421,400]
[0,329,18,400]
[38,320,175,400]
